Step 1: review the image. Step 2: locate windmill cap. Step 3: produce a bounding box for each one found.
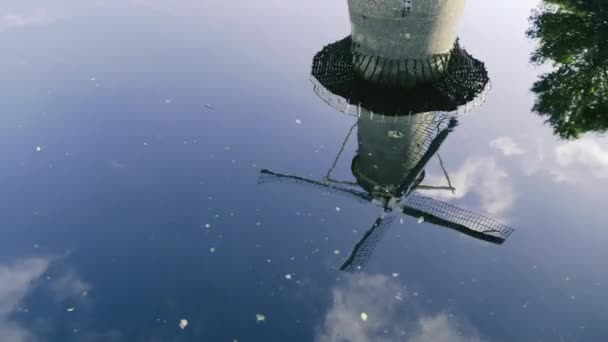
[311,36,490,118]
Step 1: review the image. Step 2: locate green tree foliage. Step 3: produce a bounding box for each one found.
[527,0,608,139]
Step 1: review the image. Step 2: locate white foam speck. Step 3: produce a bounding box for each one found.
[179,319,188,330]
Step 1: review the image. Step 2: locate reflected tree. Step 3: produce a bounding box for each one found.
[527,0,608,139]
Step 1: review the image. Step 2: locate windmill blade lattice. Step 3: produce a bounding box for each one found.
[401,194,514,244]
[340,215,396,272]
[258,169,373,204]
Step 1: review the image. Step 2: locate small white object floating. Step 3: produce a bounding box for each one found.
[36,146,42,152]
[256,313,266,322]
[285,274,292,280]
[179,319,188,330]
[295,119,302,124]
[360,312,368,321]
[67,307,75,312]
[417,216,425,224]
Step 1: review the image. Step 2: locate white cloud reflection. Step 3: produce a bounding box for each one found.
[419,157,516,221]
[552,138,608,182]
[490,136,526,156]
[0,256,93,342]
[488,135,608,184]
[50,272,91,302]
[0,258,49,342]
[0,9,57,30]
[315,274,484,342]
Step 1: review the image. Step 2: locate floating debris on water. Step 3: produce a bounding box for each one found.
[256,313,266,322]
[399,218,404,224]
[285,274,292,280]
[392,273,399,278]
[360,312,368,321]
[395,293,403,301]
[295,119,302,124]
[210,247,216,253]
[179,319,188,330]
[205,224,211,228]
[36,146,42,152]
[334,250,340,255]
[335,207,341,212]
[417,216,425,224]
[67,307,75,312]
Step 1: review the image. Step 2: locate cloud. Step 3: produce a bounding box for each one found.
[490,137,526,156]
[50,272,91,302]
[485,135,608,184]
[315,274,484,342]
[408,314,483,342]
[419,157,516,220]
[0,9,57,30]
[551,138,608,182]
[0,258,49,342]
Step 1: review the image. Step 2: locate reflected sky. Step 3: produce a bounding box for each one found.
[1,0,608,341]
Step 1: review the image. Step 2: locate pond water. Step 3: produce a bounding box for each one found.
[1,1,607,341]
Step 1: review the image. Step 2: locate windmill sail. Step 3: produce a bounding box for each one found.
[258,169,373,204]
[401,194,514,244]
[340,216,396,272]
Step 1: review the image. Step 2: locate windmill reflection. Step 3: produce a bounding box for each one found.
[259,0,514,272]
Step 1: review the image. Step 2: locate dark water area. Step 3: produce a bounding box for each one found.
[1,1,607,341]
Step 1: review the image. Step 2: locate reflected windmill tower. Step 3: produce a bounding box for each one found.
[259,0,513,272]
[349,0,467,87]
